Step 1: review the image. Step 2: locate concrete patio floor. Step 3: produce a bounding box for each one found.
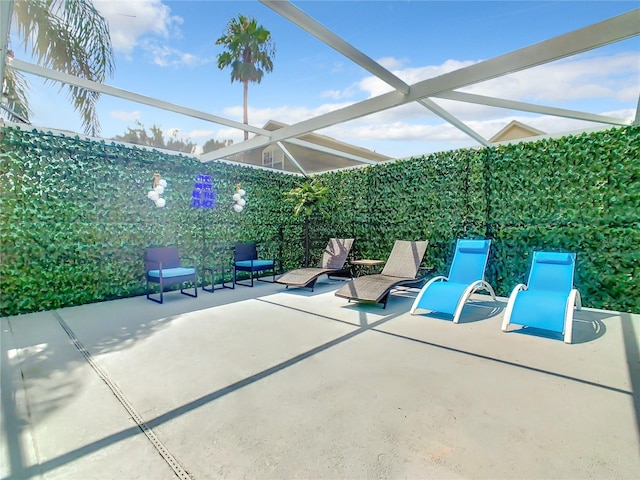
[1,277,639,479]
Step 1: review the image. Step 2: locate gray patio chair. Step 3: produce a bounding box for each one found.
[335,240,429,308]
[276,238,354,291]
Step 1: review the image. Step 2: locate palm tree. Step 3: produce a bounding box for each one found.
[215,14,275,141]
[2,0,114,136]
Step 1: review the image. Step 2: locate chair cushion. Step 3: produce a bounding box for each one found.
[235,260,274,270]
[148,267,196,278]
[534,252,573,265]
[457,239,489,254]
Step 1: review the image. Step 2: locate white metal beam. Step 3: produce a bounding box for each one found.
[261,0,489,147]
[417,98,490,146]
[436,91,634,126]
[291,138,378,165]
[260,0,409,95]
[10,58,268,135]
[276,141,307,176]
[10,58,384,166]
[202,10,639,161]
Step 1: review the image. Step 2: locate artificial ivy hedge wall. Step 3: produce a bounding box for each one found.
[1,124,638,316]
[0,127,301,315]
[484,126,639,313]
[285,126,639,313]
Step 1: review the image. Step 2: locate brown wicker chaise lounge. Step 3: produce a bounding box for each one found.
[335,240,429,308]
[276,238,354,291]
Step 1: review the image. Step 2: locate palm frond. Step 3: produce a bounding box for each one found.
[1,68,32,122]
[11,0,114,135]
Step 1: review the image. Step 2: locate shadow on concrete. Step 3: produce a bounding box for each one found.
[1,300,406,479]
[621,312,640,437]
[2,289,637,480]
[407,295,504,325]
[503,308,611,345]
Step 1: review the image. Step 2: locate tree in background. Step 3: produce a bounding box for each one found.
[215,14,275,141]
[202,138,233,153]
[3,0,115,136]
[113,121,232,154]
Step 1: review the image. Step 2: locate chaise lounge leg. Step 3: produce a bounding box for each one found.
[380,292,390,309]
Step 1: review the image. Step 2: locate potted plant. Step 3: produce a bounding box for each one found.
[284,179,329,266]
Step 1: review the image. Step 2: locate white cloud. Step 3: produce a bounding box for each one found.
[105,48,636,159]
[321,90,345,100]
[463,52,640,103]
[95,0,181,54]
[192,145,204,155]
[221,102,356,128]
[320,83,360,100]
[146,43,211,68]
[357,59,479,98]
[157,128,220,143]
[216,128,242,143]
[184,129,217,140]
[316,51,639,132]
[110,110,141,122]
[325,52,638,124]
[95,0,206,68]
[376,56,409,70]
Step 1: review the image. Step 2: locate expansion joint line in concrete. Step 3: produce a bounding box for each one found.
[52,311,192,480]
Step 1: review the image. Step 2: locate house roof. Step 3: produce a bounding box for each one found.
[489,120,546,143]
[265,120,391,168]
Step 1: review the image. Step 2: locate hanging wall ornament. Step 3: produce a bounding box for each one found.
[191,174,215,209]
[147,172,168,208]
[233,183,246,212]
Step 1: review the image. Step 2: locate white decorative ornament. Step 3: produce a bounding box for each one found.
[147,173,167,208]
[232,183,246,213]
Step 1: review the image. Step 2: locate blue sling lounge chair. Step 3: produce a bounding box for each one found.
[410,239,496,323]
[501,251,582,343]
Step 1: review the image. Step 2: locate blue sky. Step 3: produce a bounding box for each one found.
[10,0,640,158]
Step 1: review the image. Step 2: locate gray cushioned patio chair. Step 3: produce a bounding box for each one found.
[335,240,429,308]
[276,238,354,291]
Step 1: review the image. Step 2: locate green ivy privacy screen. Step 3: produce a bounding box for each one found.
[0,125,638,316]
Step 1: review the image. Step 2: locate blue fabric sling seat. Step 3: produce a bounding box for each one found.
[410,239,496,323]
[144,246,198,304]
[501,251,582,343]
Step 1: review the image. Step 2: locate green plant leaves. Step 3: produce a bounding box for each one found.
[1,125,638,315]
